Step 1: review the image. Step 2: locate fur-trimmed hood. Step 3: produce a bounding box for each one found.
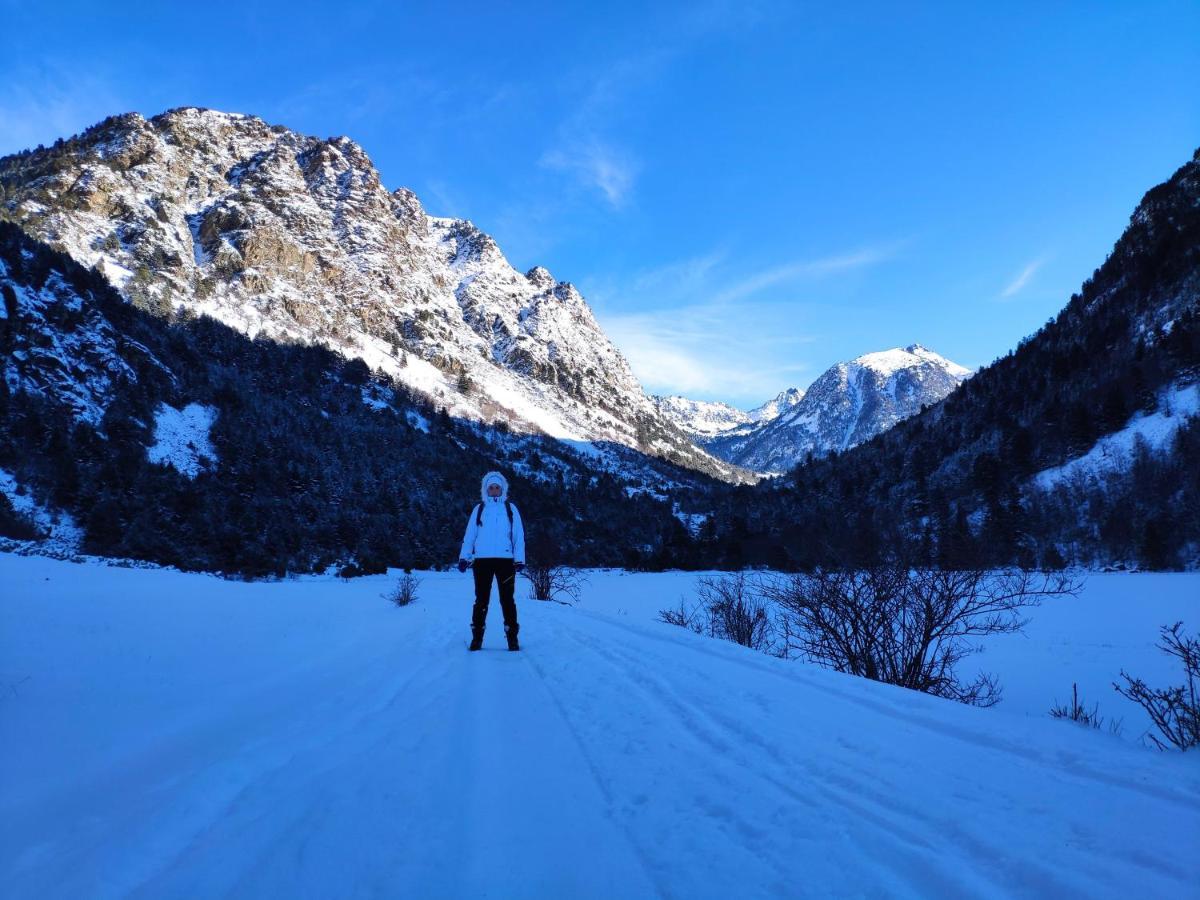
[480,470,509,503]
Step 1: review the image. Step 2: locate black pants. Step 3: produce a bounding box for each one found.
[471,557,519,632]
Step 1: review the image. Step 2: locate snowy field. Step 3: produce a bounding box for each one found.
[1,554,1198,899]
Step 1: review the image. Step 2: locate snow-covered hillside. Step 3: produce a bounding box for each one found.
[0,471,82,552]
[0,108,748,483]
[0,256,168,426]
[1033,380,1199,491]
[2,553,1196,898]
[145,402,217,478]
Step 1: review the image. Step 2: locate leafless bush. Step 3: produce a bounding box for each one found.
[1050,682,1122,734]
[698,573,776,651]
[522,563,587,604]
[659,573,777,652]
[659,597,705,633]
[760,567,1079,707]
[384,571,421,607]
[1114,622,1200,751]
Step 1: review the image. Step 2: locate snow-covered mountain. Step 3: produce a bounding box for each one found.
[652,387,804,440]
[663,346,969,474]
[652,395,753,437]
[0,107,751,483]
[747,386,806,423]
[725,344,970,472]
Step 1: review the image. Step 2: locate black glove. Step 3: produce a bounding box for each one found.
[514,561,526,574]
[457,558,470,573]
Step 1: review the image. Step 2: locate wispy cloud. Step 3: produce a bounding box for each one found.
[537,53,657,208]
[627,250,727,298]
[538,2,781,209]
[271,64,515,135]
[601,302,816,402]
[420,178,471,219]
[999,257,1046,299]
[0,64,127,156]
[712,244,902,304]
[586,242,894,405]
[540,140,638,209]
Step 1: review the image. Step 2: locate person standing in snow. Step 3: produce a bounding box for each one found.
[457,470,526,651]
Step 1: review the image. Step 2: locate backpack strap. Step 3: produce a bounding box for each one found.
[475,502,484,527]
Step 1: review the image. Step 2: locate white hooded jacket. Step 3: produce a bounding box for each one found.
[459,471,526,563]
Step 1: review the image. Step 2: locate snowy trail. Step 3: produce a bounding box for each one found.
[2,555,1199,898]
[527,608,1198,898]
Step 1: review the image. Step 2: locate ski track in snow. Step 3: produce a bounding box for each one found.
[528,612,1195,898]
[1,555,1198,899]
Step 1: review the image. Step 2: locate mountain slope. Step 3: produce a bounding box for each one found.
[0,107,749,483]
[3,554,1197,897]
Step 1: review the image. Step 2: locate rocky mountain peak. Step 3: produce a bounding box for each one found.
[683,346,970,473]
[852,344,972,380]
[748,387,805,422]
[445,219,503,264]
[525,265,555,290]
[0,107,752,483]
[653,395,752,438]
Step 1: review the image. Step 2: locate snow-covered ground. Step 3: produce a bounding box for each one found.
[0,471,83,552]
[145,402,218,478]
[1,555,1197,898]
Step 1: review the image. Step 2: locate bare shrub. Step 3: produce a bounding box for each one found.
[659,597,705,633]
[523,563,587,604]
[384,571,421,607]
[659,573,777,652]
[760,567,1079,707]
[1114,622,1200,751]
[1050,682,1122,734]
[698,573,776,651]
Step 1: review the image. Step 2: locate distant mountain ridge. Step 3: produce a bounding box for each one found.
[0,107,752,483]
[652,387,804,438]
[657,345,971,473]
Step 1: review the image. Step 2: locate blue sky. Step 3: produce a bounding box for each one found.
[3,1,1197,407]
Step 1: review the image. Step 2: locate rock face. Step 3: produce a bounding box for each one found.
[0,107,751,483]
[659,346,970,474]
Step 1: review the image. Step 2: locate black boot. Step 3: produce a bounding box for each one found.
[469,626,484,652]
[505,624,520,652]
